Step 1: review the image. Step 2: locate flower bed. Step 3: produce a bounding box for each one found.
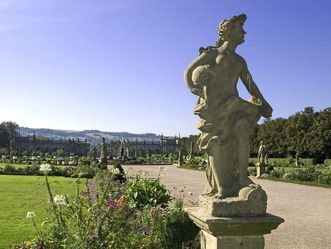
[14,165,199,249]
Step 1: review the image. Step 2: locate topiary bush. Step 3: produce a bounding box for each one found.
[3,164,16,174]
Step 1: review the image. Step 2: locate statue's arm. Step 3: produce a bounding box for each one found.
[184,50,215,97]
[240,60,273,118]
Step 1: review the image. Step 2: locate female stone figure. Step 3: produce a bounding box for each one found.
[184,14,272,198]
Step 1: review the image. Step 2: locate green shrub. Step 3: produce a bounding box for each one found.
[300,158,316,167]
[3,165,16,174]
[267,158,292,167]
[151,206,199,249]
[22,164,40,175]
[248,158,257,166]
[184,157,206,169]
[283,167,321,182]
[247,167,256,176]
[126,175,171,209]
[71,165,97,178]
[318,171,331,185]
[269,169,285,178]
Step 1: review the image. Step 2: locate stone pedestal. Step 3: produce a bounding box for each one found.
[199,184,267,217]
[186,207,284,249]
[256,162,266,177]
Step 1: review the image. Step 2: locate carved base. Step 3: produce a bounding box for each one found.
[201,231,264,249]
[256,162,266,177]
[199,184,267,217]
[186,207,284,249]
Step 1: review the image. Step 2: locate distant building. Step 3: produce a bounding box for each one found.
[12,134,90,156]
[108,135,180,158]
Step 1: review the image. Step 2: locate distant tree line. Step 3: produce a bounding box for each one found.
[1,107,330,162]
[180,107,331,162]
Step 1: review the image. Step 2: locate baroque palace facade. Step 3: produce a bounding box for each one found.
[12,134,90,156]
[11,134,179,158]
[108,135,180,158]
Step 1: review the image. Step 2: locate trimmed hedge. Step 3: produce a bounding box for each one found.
[324,159,331,166]
[0,164,95,178]
[250,157,316,167]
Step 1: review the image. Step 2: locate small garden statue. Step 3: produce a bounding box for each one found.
[99,137,108,167]
[111,162,126,183]
[178,147,184,167]
[258,141,266,164]
[295,152,300,167]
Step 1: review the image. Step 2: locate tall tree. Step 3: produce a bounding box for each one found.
[0,121,19,148]
[257,118,287,157]
[285,107,316,157]
[305,108,331,161]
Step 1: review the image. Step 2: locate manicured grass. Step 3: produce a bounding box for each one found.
[0,175,86,248]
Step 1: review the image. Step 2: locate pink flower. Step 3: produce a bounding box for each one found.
[106,199,118,208]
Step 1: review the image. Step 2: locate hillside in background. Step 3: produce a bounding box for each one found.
[19,127,163,146]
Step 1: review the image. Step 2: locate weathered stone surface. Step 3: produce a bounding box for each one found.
[256,163,266,177]
[184,13,272,202]
[202,231,265,249]
[199,184,267,217]
[186,207,284,237]
[184,13,284,248]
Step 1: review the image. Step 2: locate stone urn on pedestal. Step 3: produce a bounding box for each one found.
[184,14,284,249]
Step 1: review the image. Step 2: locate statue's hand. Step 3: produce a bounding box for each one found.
[191,87,203,97]
[261,101,273,118]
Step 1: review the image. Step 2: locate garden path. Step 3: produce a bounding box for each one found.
[122,164,331,249]
[87,179,97,202]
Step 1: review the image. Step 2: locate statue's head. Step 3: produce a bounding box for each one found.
[217,14,247,46]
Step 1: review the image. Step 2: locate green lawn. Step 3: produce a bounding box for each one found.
[0,175,86,248]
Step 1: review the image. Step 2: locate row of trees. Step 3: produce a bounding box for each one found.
[250,107,330,161]
[180,107,331,162]
[0,121,19,148]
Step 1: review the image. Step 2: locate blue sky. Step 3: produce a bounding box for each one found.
[0,0,330,136]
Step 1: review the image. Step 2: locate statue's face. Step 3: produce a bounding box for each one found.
[230,23,246,45]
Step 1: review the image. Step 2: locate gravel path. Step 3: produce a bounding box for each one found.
[87,178,97,202]
[123,165,331,249]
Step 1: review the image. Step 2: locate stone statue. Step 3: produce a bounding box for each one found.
[100,137,108,165]
[178,147,184,167]
[258,141,266,164]
[185,15,284,249]
[120,141,125,162]
[184,14,272,200]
